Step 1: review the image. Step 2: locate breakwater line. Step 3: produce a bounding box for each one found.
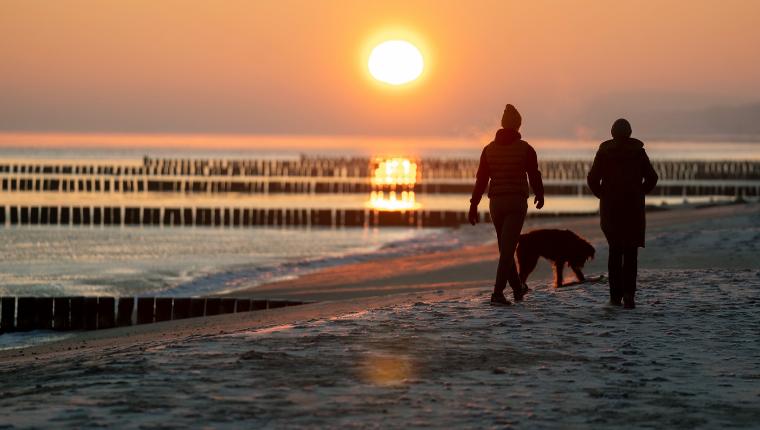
[1,157,758,197]
[0,296,305,333]
[0,205,479,228]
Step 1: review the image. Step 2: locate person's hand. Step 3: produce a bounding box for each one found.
[468,204,479,225]
[534,195,544,210]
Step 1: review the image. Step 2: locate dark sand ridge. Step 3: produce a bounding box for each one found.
[0,202,755,366]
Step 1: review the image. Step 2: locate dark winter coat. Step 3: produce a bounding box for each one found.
[587,137,658,248]
[470,129,544,205]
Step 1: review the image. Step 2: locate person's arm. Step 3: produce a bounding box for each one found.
[587,151,604,198]
[470,148,489,206]
[641,151,658,194]
[526,145,544,209]
[468,148,489,224]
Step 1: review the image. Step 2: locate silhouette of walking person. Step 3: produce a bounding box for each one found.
[587,119,658,309]
[469,104,545,305]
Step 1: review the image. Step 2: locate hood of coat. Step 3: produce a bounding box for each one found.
[599,137,644,157]
[494,128,522,144]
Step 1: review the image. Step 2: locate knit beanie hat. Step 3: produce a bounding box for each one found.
[611,118,632,138]
[501,104,522,131]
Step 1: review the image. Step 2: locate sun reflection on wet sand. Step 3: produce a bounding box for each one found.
[359,352,414,386]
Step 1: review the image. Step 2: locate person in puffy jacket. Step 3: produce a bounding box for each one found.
[587,118,658,309]
[469,104,545,305]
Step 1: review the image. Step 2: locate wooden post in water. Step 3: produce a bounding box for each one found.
[235,299,251,312]
[69,297,85,329]
[155,298,172,322]
[83,297,98,330]
[16,297,36,331]
[49,206,58,224]
[53,297,70,330]
[172,298,191,319]
[251,300,268,310]
[117,297,134,327]
[220,298,236,314]
[183,208,193,226]
[205,298,221,315]
[136,297,155,324]
[189,298,206,317]
[1,297,15,332]
[35,297,53,330]
[97,297,115,329]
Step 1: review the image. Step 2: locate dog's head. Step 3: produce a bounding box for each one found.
[572,240,596,267]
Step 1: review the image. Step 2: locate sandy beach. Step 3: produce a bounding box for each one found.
[0,203,758,429]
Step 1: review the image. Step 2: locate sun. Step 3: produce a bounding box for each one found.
[368,40,424,85]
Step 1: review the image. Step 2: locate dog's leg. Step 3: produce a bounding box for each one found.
[571,265,586,283]
[517,246,539,288]
[554,260,565,288]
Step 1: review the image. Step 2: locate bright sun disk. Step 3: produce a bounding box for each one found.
[368,40,424,85]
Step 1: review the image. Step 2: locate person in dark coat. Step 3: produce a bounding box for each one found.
[587,119,658,309]
[469,104,545,305]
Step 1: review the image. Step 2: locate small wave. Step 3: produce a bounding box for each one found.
[164,226,491,297]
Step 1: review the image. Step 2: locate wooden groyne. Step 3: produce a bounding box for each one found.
[0,205,478,228]
[0,296,305,333]
[0,157,758,196]
[2,156,758,180]
[2,175,758,197]
[421,159,760,181]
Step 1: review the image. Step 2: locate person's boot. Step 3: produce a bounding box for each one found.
[511,286,524,302]
[508,272,525,302]
[490,291,511,306]
[609,279,623,306]
[622,294,635,309]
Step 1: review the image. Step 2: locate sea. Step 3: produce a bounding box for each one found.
[0,140,757,300]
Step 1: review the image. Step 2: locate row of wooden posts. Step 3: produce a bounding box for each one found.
[420,159,760,181]
[0,205,485,228]
[2,158,759,181]
[0,296,304,333]
[1,176,371,194]
[2,175,758,197]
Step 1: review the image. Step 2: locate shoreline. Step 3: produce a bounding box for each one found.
[0,203,758,427]
[0,201,755,363]
[222,201,758,301]
[0,287,471,365]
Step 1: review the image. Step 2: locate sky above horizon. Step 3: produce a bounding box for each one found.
[1,0,759,141]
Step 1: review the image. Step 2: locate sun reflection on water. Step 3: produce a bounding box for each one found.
[368,157,419,211]
[367,190,419,211]
[371,157,418,186]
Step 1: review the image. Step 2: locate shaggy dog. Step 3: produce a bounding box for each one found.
[516,229,595,288]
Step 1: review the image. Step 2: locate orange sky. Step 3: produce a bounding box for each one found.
[1,0,759,141]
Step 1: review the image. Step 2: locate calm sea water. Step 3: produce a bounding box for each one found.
[1,139,759,159]
[0,225,453,298]
[0,141,757,299]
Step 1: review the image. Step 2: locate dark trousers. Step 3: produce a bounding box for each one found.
[608,246,638,300]
[489,195,528,294]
